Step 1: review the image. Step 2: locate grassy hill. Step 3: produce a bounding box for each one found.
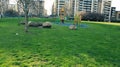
[0,18,120,67]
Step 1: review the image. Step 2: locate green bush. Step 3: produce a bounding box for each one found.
[4,9,19,17]
[82,12,105,21]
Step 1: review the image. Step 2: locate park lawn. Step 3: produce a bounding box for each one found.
[0,18,120,67]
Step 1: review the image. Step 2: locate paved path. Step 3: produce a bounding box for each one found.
[54,22,88,28]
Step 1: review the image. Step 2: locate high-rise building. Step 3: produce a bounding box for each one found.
[111,7,116,21]
[56,0,66,16]
[116,11,120,21]
[54,0,113,22]
[78,0,101,13]
[70,0,79,16]
[103,0,112,22]
[17,0,45,17]
[55,0,71,16]
[77,0,113,22]
[78,0,93,12]
[29,0,45,17]
[54,0,102,17]
[52,0,57,16]
[98,0,103,13]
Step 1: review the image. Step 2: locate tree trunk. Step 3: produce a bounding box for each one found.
[24,9,29,32]
[24,3,29,32]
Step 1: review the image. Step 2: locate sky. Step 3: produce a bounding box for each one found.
[44,0,54,15]
[112,0,120,11]
[9,0,120,15]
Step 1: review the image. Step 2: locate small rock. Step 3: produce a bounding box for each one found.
[69,25,77,30]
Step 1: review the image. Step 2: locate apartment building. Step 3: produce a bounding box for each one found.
[111,7,116,21]
[78,0,113,22]
[98,0,103,13]
[78,0,102,13]
[79,0,93,12]
[29,0,45,17]
[56,0,66,16]
[54,0,103,16]
[54,0,72,16]
[103,0,111,22]
[116,11,120,21]
[52,0,57,16]
[69,0,79,16]
[53,0,113,22]
[17,0,45,17]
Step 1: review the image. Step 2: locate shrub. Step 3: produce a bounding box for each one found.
[4,9,19,17]
[82,12,105,21]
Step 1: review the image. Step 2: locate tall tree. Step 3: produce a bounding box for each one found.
[18,0,35,32]
[0,0,2,18]
[0,0,4,18]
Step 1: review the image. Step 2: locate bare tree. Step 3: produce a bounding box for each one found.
[18,0,35,32]
[0,0,2,18]
[0,0,8,18]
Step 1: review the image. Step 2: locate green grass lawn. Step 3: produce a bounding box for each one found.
[0,18,120,67]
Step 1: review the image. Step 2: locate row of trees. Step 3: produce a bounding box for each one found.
[4,9,19,17]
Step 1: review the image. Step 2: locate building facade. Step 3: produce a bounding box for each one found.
[17,0,45,17]
[56,0,66,16]
[29,0,45,17]
[54,0,103,17]
[116,11,120,21]
[52,0,57,16]
[103,0,111,22]
[111,7,116,21]
[53,0,114,22]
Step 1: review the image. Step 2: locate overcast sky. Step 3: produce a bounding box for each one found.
[9,0,120,15]
[44,0,54,15]
[111,0,120,11]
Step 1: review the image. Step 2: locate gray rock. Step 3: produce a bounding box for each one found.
[42,22,52,28]
[28,21,42,27]
[69,25,77,30]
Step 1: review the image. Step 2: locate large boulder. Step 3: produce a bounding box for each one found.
[69,25,77,30]
[42,22,52,28]
[28,21,42,27]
